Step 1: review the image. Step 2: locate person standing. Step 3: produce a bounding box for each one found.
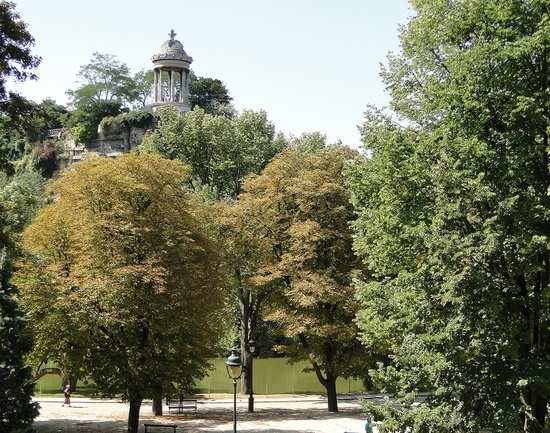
[365,417,374,433]
[62,384,71,407]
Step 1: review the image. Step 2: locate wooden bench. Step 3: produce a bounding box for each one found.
[144,423,177,433]
[166,398,197,414]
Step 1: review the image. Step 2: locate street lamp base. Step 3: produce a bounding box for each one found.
[248,394,254,413]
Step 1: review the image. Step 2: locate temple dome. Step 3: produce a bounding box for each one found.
[152,31,192,63]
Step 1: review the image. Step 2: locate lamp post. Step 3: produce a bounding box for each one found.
[248,338,255,413]
[225,351,242,433]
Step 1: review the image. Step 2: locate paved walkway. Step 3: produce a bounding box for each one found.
[34,395,374,433]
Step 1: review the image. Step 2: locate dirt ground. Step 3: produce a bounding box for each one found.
[33,395,374,433]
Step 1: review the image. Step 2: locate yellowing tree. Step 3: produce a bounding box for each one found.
[15,153,225,433]
[236,147,370,412]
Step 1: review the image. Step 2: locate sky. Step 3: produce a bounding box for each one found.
[13,0,412,147]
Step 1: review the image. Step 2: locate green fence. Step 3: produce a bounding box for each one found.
[34,373,97,395]
[195,358,365,395]
[35,357,366,395]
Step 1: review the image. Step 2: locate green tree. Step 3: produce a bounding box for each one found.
[130,69,154,108]
[0,169,44,433]
[141,106,286,199]
[189,71,233,116]
[26,99,68,141]
[0,1,40,115]
[0,1,42,173]
[0,97,68,177]
[66,52,135,107]
[289,132,332,153]
[208,199,277,400]
[0,5,42,428]
[237,147,369,412]
[16,154,226,433]
[142,106,286,403]
[347,1,550,432]
[0,285,38,433]
[66,100,122,144]
[0,97,63,177]
[0,125,30,176]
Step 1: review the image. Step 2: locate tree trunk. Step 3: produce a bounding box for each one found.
[306,346,339,413]
[61,371,79,392]
[240,333,252,395]
[325,374,338,413]
[523,386,547,433]
[152,393,163,416]
[533,394,547,433]
[69,373,79,392]
[238,287,252,395]
[127,396,142,433]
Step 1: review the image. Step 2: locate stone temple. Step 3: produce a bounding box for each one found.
[52,30,192,168]
[151,29,193,113]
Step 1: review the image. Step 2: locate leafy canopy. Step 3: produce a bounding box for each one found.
[141,106,286,199]
[0,1,40,104]
[0,5,43,427]
[236,146,370,411]
[189,71,233,116]
[15,153,226,431]
[347,1,550,432]
[66,52,135,107]
[0,169,44,432]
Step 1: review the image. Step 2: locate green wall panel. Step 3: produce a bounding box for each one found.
[35,358,366,396]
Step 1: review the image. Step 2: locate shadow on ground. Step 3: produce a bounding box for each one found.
[34,418,320,433]
[171,406,363,421]
[34,406,361,432]
[34,419,127,433]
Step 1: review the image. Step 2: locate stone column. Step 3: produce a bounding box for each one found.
[169,70,174,102]
[158,70,163,102]
[180,69,184,103]
[183,70,189,105]
[153,69,158,102]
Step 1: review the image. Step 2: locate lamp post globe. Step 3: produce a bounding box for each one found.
[225,351,242,433]
[225,351,242,380]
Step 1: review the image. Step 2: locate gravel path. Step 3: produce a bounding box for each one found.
[33,395,373,433]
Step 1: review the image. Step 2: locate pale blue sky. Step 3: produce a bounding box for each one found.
[13,0,412,147]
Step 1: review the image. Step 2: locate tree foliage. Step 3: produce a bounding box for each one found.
[0,169,44,432]
[189,71,233,116]
[66,52,135,107]
[26,99,68,141]
[0,125,30,176]
[131,69,154,108]
[141,106,286,199]
[0,6,42,428]
[347,1,550,432]
[15,154,226,433]
[0,1,43,175]
[208,198,278,394]
[0,1,40,105]
[235,147,369,412]
[66,100,122,144]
